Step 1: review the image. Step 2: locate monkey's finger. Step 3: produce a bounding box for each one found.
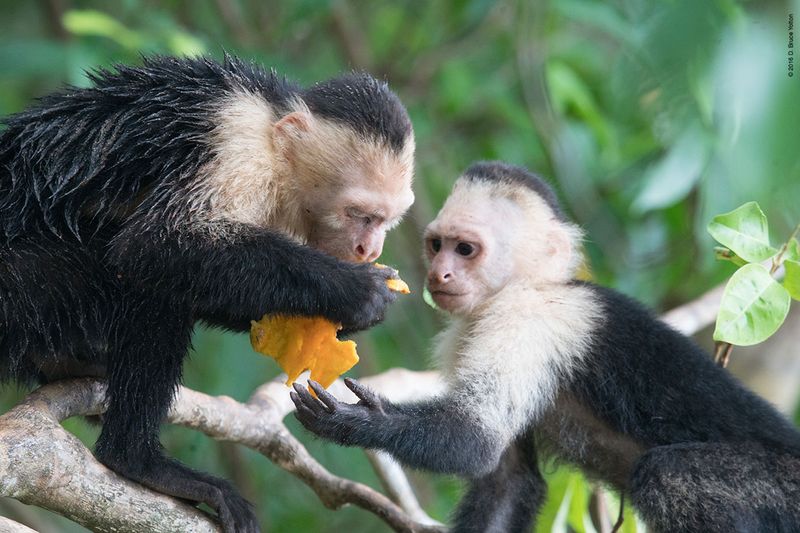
[308,380,338,412]
[381,266,400,280]
[344,378,377,406]
[372,263,400,280]
[293,410,321,434]
[290,395,319,425]
[292,383,326,415]
[289,391,313,418]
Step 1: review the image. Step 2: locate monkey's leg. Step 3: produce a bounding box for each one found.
[630,442,800,533]
[451,433,545,533]
[94,297,258,533]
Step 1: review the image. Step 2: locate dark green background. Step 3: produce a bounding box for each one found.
[1,1,798,531]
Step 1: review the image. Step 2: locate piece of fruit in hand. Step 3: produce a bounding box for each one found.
[250,315,359,391]
[375,263,411,294]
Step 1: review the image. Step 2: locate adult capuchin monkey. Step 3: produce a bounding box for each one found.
[0,55,414,532]
[293,161,800,533]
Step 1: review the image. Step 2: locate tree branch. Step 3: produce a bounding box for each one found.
[0,516,38,533]
[0,371,445,533]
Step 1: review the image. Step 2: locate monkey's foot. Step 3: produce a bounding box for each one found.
[98,452,259,533]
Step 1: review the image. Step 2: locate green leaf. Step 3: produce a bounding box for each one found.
[536,469,572,533]
[785,238,800,262]
[713,246,747,266]
[566,474,592,533]
[714,263,791,345]
[632,126,708,213]
[784,260,800,301]
[422,287,439,310]
[63,10,144,50]
[707,202,778,262]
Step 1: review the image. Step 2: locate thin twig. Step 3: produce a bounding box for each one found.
[611,494,625,533]
[771,223,800,275]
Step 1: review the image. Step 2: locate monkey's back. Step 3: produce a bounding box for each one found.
[0,55,298,243]
[570,282,800,455]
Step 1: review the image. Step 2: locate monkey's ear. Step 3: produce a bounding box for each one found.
[274,111,312,138]
[546,226,573,270]
[273,111,312,163]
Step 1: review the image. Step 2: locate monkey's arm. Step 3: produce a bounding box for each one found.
[109,221,395,331]
[292,379,506,477]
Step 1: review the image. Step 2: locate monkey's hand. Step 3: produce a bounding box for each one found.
[290,378,392,447]
[335,264,399,334]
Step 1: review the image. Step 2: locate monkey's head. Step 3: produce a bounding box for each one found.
[272,73,415,263]
[424,162,582,315]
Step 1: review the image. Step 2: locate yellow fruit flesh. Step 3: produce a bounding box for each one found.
[250,315,359,389]
[249,266,410,391]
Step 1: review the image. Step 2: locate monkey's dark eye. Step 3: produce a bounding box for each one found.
[456,242,475,257]
[430,238,442,253]
[346,208,372,226]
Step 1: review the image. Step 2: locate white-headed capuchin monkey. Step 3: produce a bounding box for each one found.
[0,55,414,533]
[293,161,800,533]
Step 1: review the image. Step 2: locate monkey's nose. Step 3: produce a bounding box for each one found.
[429,270,452,285]
[355,244,381,263]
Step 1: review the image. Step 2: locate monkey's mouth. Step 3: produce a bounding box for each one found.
[429,290,467,302]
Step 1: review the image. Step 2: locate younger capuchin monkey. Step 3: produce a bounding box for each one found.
[1,55,414,533]
[293,161,800,533]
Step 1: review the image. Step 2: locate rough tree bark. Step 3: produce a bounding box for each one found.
[0,370,445,533]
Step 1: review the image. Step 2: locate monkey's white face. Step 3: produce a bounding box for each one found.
[306,182,414,263]
[424,178,579,315]
[273,108,415,263]
[424,189,518,315]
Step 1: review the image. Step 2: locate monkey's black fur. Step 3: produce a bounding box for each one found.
[293,163,800,533]
[0,55,411,533]
[304,72,412,153]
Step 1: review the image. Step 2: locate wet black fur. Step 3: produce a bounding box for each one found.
[0,55,410,533]
[293,163,800,532]
[304,72,412,153]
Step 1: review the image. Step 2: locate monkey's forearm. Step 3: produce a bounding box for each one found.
[109,223,368,324]
[344,400,504,477]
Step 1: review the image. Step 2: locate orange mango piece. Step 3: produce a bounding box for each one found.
[250,267,408,391]
[250,315,359,389]
[375,263,411,294]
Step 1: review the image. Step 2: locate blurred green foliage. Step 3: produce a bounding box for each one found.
[1,0,798,531]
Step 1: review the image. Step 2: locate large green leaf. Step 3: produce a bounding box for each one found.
[784,259,800,301]
[536,469,572,533]
[566,475,593,533]
[714,263,791,345]
[632,126,708,213]
[707,202,778,262]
